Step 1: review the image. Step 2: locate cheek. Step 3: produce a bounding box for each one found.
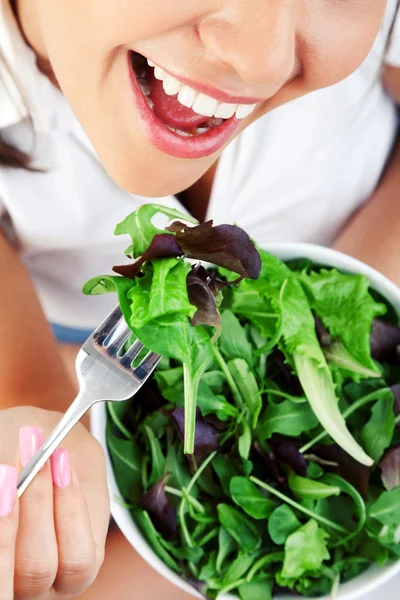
[302,1,387,89]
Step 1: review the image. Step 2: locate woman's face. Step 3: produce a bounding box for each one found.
[32,0,387,196]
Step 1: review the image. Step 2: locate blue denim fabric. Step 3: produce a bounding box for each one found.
[51,323,93,344]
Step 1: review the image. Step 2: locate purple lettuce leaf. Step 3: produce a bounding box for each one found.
[392,384,400,426]
[313,444,370,498]
[165,220,261,279]
[379,445,400,491]
[140,474,177,540]
[113,233,183,278]
[253,441,285,484]
[170,407,220,460]
[187,265,221,330]
[270,435,308,477]
[313,314,331,348]
[370,318,400,363]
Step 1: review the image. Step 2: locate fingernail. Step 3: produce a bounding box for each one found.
[0,465,18,517]
[51,449,71,488]
[19,426,45,467]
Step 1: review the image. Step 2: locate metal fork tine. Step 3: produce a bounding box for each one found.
[133,351,162,382]
[93,305,123,346]
[119,338,145,370]
[105,322,132,358]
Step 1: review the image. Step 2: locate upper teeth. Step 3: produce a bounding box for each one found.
[149,59,257,120]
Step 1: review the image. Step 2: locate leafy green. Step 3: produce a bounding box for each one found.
[230,477,275,520]
[217,504,261,552]
[299,268,386,372]
[281,520,330,579]
[361,394,395,462]
[238,579,273,600]
[268,505,301,545]
[369,487,400,526]
[288,471,341,500]
[257,400,318,439]
[219,310,253,365]
[228,359,262,428]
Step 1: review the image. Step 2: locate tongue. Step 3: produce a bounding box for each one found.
[149,70,210,129]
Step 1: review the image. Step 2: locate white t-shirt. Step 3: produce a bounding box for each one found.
[1,0,400,329]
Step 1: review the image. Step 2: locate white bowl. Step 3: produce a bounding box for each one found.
[90,242,400,600]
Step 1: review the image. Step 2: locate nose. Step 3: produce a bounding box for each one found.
[198,0,298,90]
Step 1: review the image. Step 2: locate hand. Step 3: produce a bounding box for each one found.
[0,406,110,600]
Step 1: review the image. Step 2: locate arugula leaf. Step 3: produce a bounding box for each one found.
[238,419,252,460]
[133,508,179,572]
[230,477,275,520]
[268,505,301,545]
[219,310,253,365]
[217,504,261,552]
[281,520,330,579]
[299,268,385,372]
[106,423,142,499]
[143,425,165,487]
[369,487,400,526]
[216,528,236,573]
[114,204,197,257]
[257,400,318,440]
[362,395,395,463]
[228,359,262,428]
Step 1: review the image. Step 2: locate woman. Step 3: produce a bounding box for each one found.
[1,1,400,598]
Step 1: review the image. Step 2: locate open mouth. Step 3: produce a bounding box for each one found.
[128,51,253,159]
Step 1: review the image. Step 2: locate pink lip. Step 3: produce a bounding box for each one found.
[127,54,242,160]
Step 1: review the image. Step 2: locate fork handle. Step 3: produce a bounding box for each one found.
[17,389,96,497]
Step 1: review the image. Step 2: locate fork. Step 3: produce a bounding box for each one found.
[17,305,161,497]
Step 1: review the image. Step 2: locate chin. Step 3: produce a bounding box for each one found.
[97,145,207,198]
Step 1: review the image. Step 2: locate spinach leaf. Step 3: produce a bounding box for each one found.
[257,400,318,440]
[219,310,253,365]
[228,358,262,428]
[238,579,273,600]
[268,505,301,545]
[217,504,261,552]
[288,471,341,500]
[212,454,241,496]
[361,394,395,463]
[281,520,330,579]
[369,487,400,526]
[221,551,256,589]
[230,477,275,520]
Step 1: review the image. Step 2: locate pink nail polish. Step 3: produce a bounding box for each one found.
[0,465,18,517]
[19,426,45,468]
[51,449,71,488]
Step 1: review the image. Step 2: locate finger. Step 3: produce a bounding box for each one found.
[51,450,98,596]
[14,427,58,599]
[66,428,109,564]
[0,465,18,600]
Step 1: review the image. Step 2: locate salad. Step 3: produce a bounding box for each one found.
[84,204,400,599]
